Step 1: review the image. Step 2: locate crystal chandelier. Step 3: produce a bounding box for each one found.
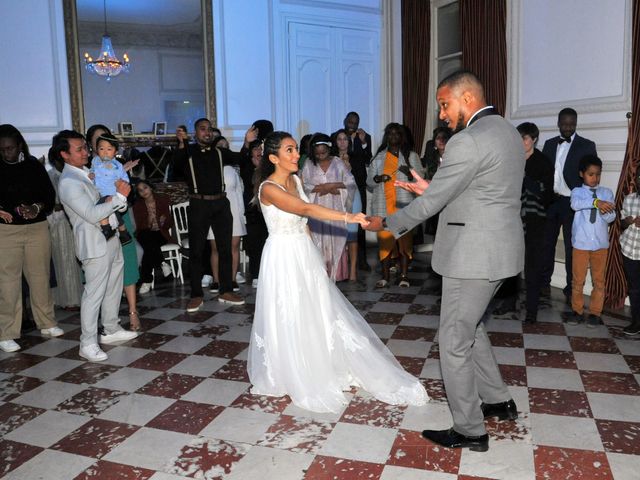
[83,0,130,81]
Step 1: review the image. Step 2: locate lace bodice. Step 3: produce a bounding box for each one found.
[259,176,309,235]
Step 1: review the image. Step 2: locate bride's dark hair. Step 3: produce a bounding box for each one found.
[253,131,295,198]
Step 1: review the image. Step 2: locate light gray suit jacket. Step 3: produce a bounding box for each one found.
[59,164,127,261]
[387,115,525,281]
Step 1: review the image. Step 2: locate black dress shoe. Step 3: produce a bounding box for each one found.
[481,399,518,421]
[421,428,489,452]
[524,312,537,324]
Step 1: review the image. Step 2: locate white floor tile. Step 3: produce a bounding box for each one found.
[587,392,640,421]
[18,357,83,381]
[400,402,452,431]
[13,380,86,409]
[3,449,95,480]
[526,366,585,391]
[380,465,456,479]
[320,422,397,463]
[101,345,152,366]
[4,410,89,447]
[607,452,640,480]
[523,334,571,351]
[168,355,228,377]
[98,393,176,425]
[419,358,442,379]
[485,318,523,333]
[217,325,253,342]
[459,440,535,479]
[529,413,603,451]
[93,367,162,392]
[492,346,526,366]
[141,308,184,320]
[199,407,279,443]
[225,445,313,480]
[23,338,78,357]
[399,314,440,328]
[369,323,398,339]
[369,302,411,314]
[574,352,632,373]
[181,378,249,406]
[615,338,640,356]
[104,427,194,470]
[156,335,213,354]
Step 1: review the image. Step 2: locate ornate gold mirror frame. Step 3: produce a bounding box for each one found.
[62,0,216,133]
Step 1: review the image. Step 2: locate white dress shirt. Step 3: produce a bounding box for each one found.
[553,132,575,197]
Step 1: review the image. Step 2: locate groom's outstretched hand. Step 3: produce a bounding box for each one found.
[395,169,429,195]
[364,216,384,231]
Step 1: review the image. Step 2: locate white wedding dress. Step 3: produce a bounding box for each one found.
[247,176,428,413]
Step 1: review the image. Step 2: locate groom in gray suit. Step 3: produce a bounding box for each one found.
[52,130,137,362]
[367,71,524,451]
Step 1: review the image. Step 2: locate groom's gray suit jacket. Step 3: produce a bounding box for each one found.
[387,114,525,281]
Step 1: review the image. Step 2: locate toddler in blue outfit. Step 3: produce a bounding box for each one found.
[91,134,132,245]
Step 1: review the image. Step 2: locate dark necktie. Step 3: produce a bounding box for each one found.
[559,137,572,144]
[590,188,597,223]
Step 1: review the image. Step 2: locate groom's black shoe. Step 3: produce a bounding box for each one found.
[421,428,489,452]
[481,399,518,421]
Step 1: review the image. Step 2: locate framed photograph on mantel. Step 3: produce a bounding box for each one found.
[153,121,167,136]
[118,122,134,137]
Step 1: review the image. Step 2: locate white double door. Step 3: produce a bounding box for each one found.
[287,21,380,143]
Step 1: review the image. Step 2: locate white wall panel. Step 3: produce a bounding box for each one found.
[0,0,71,156]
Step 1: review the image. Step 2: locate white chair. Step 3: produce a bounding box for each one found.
[171,201,190,259]
[160,241,183,284]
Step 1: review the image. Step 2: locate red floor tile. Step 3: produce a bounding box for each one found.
[0,440,43,477]
[0,353,49,374]
[396,356,426,377]
[73,460,155,480]
[525,349,577,369]
[54,363,121,384]
[380,293,416,304]
[386,429,460,474]
[211,359,250,382]
[499,364,528,387]
[580,370,640,395]
[569,337,620,354]
[488,332,524,348]
[128,351,188,371]
[0,402,46,436]
[596,419,640,455]
[522,321,566,335]
[124,332,177,350]
[183,324,230,338]
[305,455,384,479]
[195,340,249,359]
[52,418,139,458]
[0,375,44,401]
[258,414,333,454]
[534,445,613,479]
[231,392,290,414]
[408,303,440,315]
[364,312,405,325]
[391,326,437,342]
[421,378,447,402]
[623,354,640,374]
[528,387,592,417]
[146,400,224,434]
[56,387,128,417]
[166,437,251,478]
[136,372,205,398]
[340,395,407,429]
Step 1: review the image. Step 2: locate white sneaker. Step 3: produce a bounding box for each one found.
[252,278,258,288]
[79,344,108,362]
[236,272,246,284]
[41,326,64,337]
[100,329,138,344]
[161,262,172,277]
[139,282,152,294]
[0,339,21,353]
[201,274,213,288]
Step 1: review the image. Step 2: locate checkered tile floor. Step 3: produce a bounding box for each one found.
[2,253,639,479]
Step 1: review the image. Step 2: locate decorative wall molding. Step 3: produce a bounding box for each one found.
[279,0,381,16]
[508,0,632,120]
[78,23,201,49]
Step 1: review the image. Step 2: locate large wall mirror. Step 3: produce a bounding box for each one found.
[63,0,215,135]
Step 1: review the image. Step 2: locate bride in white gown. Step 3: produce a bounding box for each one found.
[248,131,428,413]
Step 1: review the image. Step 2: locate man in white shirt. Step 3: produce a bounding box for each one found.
[541,108,597,302]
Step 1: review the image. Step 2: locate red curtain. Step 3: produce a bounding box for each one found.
[605,0,640,309]
[459,0,507,115]
[401,0,430,153]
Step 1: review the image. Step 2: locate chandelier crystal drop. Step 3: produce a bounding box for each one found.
[83,0,130,81]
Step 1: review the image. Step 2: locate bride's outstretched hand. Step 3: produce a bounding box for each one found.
[394,169,429,195]
[346,212,370,227]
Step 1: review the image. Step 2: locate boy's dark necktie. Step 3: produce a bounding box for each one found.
[590,188,597,223]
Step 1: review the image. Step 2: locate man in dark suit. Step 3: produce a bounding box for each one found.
[541,108,597,301]
[338,112,372,270]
